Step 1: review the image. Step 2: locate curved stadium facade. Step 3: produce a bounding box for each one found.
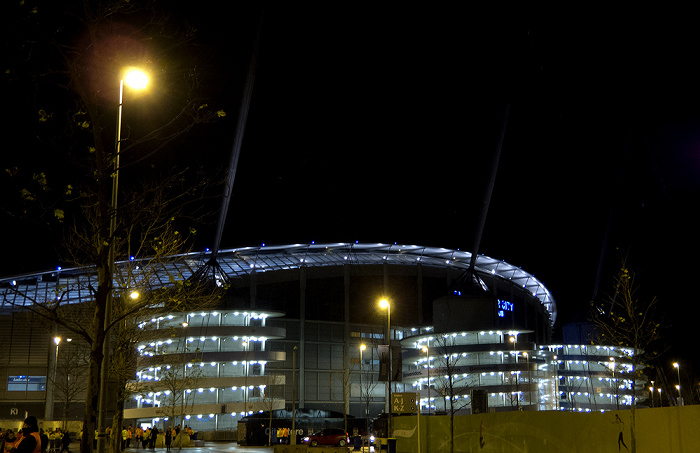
[0,243,642,434]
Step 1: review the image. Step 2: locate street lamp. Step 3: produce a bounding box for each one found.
[243,341,249,413]
[608,357,619,409]
[379,298,392,437]
[422,345,431,416]
[553,355,559,411]
[510,336,519,409]
[360,344,368,445]
[523,352,532,409]
[658,387,663,407]
[98,67,149,453]
[673,362,682,406]
[650,380,655,409]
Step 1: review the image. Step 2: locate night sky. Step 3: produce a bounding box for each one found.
[3,5,700,372]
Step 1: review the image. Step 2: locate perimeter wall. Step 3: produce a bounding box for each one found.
[393,406,700,453]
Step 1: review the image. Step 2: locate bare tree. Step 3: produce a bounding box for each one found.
[431,334,477,453]
[53,338,90,430]
[258,374,285,446]
[590,262,663,453]
[148,343,205,436]
[4,2,225,451]
[358,346,378,441]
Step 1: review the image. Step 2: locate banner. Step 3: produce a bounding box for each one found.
[392,345,402,382]
[378,345,403,382]
[378,345,389,381]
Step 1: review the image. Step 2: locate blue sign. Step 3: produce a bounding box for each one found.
[497,299,514,318]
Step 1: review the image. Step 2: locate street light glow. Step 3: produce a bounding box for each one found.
[379,298,389,309]
[124,68,149,90]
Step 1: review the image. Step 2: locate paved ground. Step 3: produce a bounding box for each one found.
[71,441,375,452]
[67,442,274,453]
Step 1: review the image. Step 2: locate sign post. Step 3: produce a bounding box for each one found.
[391,392,418,414]
[391,392,420,453]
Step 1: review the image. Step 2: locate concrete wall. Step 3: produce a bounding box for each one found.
[393,406,700,453]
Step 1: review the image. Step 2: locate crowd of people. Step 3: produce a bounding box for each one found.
[119,424,195,451]
[1,416,196,452]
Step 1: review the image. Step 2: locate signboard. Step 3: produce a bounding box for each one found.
[392,392,418,414]
[7,376,46,392]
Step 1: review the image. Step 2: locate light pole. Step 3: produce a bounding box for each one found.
[422,345,430,415]
[291,345,297,445]
[609,357,619,409]
[98,67,149,453]
[523,352,532,409]
[243,341,249,414]
[553,355,559,411]
[650,381,655,408]
[673,362,682,406]
[379,298,392,437]
[510,336,519,410]
[360,344,368,445]
[658,387,663,407]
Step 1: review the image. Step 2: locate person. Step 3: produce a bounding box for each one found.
[149,426,158,451]
[60,431,70,453]
[135,426,143,449]
[8,415,41,453]
[121,428,128,451]
[38,430,47,453]
[164,429,171,452]
[141,429,149,449]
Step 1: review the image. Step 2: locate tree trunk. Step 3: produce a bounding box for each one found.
[81,331,104,453]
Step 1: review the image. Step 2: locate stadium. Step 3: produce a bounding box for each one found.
[0,242,640,438]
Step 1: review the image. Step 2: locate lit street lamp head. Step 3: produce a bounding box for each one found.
[379,298,389,309]
[124,68,149,90]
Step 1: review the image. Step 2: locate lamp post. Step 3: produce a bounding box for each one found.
[673,362,682,406]
[53,336,61,390]
[291,345,297,445]
[243,341,249,414]
[98,67,149,453]
[523,352,532,409]
[360,344,368,445]
[422,345,430,415]
[510,336,519,409]
[658,388,663,407]
[609,357,619,409]
[650,381,655,408]
[553,355,559,411]
[379,298,392,437]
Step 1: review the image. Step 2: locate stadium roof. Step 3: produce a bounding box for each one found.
[0,242,556,324]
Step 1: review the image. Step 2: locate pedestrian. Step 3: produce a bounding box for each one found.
[39,429,48,453]
[60,431,70,453]
[149,426,158,451]
[8,415,41,453]
[164,429,171,452]
[135,426,143,448]
[121,428,128,451]
[142,429,149,449]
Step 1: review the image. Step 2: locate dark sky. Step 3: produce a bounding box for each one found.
[3,4,700,363]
